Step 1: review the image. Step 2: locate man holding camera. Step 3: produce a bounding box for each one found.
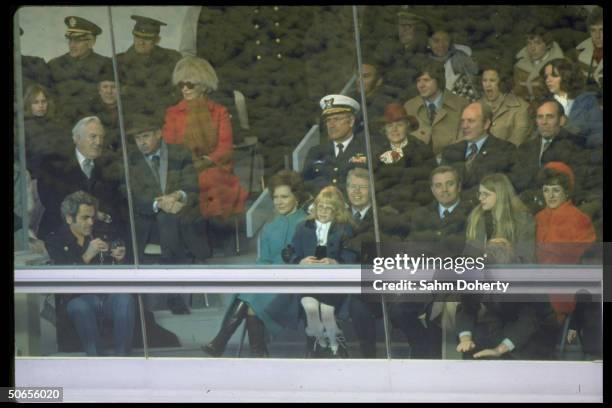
[45,190,136,356]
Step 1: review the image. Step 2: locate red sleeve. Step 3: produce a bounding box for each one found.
[208,102,234,165]
[162,106,182,145]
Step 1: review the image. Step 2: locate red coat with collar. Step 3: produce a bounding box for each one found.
[163,98,247,219]
[536,201,596,320]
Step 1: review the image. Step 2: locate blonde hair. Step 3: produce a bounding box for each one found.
[309,185,354,226]
[466,173,528,244]
[172,56,218,93]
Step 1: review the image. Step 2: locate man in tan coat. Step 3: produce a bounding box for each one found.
[404,61,469,160]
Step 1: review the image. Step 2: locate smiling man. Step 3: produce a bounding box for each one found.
[48,16,113,124]
[37,116,121,239]
[440,101,517,206]
[117,15,183,119]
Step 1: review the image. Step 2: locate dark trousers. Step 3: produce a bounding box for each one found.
[388,302,442,359]
[349,295,382,358]
[66,294,136,356]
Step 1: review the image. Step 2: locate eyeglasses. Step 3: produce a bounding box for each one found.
[316,204,335,213]
[347,184,368,191]
[178,81,199,90]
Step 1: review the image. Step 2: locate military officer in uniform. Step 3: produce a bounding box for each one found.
[302,94,368,195]
[117,15,183,118]
[48,16,113,125]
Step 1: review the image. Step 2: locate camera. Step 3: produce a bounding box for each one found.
[110,238,125,250]
[314,245,327,260]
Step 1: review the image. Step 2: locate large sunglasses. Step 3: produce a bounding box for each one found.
[178,81,199,90]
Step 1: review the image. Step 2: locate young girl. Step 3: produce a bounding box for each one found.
[465,173,535,263]
[290,185,357,357]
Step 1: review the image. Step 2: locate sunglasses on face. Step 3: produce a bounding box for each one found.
[178,81,199,90]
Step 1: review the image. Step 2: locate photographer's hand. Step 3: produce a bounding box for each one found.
[319,257,338,265]
[82,238,109,264]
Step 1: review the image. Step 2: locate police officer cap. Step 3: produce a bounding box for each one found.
[64,16,102,39]
[126,113,164,136]
[131,15,167,38]
[319,94,360,117]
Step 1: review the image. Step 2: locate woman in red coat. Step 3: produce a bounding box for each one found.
[163,56,247,221]
[535,161,596,325]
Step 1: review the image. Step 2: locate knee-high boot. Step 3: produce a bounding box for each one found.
[202,300,248,356]
[246,315,268,357]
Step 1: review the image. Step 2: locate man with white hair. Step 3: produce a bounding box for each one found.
[37,116,120,239]
[302,94,368,195]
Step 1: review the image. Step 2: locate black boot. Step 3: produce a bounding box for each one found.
[202,300,248,356]
[246,315,268,357]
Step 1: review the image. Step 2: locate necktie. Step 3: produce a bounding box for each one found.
[82,159,94,179]
[540,138,552,165]
[150,155,161,184]
[353,211,362,222]
[336,143,344,157]
[427,103,436,125]
[442,209,450,219]
[465,143,478,171]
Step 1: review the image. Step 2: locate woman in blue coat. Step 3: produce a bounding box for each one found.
[202,170,309,357]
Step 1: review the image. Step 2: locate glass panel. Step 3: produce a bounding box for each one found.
[16,6,136,267]
[14,293,145,357]
[144,292,388,359]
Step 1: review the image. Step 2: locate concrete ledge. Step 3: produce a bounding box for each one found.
[16,358,602,402]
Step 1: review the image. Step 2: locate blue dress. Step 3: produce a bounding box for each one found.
[231,208,307,337]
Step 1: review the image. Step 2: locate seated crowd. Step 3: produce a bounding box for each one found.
[15,7,602,360]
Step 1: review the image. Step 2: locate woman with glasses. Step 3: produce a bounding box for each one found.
[163,56,247,223]
[287,185,357,357]
[464,173,535,263]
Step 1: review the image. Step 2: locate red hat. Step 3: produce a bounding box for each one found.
[544,161,575,192]
[379,103,419,130]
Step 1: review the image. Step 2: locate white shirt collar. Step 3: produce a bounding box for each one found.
[335,134,354,156]
[438,200,460,219]
[353,205,371,219]
[75,148,93,173]
[315,220,332,245]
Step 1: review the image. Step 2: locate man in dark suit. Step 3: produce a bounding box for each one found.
[510,99,593,214]
[124,114,210,265]
[302,94,368,195]
[441,101,517,207]
[45,191,135,356]
[389,165,472,359]
[37,116,120,240]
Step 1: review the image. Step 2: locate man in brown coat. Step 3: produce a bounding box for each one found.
[404,61,469,161]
